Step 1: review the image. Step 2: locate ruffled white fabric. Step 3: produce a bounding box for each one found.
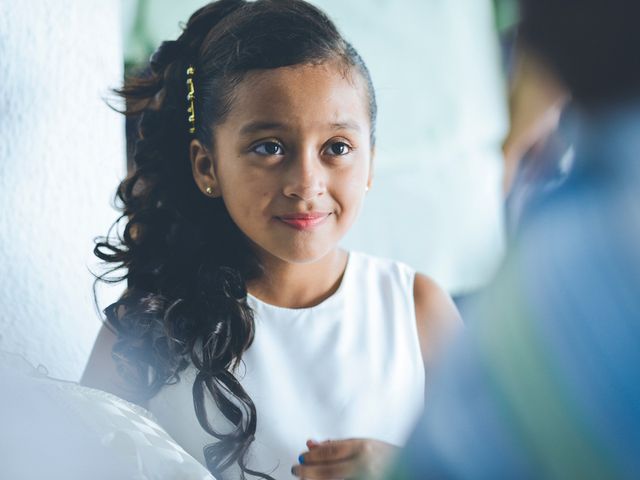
[0,351,215,480]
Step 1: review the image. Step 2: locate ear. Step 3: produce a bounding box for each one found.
[366,145,375,191]
[190,139,221,197]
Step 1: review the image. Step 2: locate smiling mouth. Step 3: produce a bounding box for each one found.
[276,212,331,230]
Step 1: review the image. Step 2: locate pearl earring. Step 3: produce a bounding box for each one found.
[205,186,213,195]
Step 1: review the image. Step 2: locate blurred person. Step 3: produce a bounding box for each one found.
[82,1,461,479]
[382,0,640,478]
[502,46,574,235]
[502,47,568,196]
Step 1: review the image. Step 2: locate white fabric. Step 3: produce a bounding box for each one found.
[149,251,425,479]
[0,353,215,480]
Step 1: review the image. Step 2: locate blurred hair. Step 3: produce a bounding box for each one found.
[520,0,640,107]
[93,0,376,478]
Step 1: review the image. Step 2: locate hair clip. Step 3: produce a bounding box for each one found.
[186,65,196,134]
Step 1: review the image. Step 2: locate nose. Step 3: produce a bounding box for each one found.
[282,150,326,201]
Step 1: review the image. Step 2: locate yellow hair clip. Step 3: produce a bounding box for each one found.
[186,65,196,134]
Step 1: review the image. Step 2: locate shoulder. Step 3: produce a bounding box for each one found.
[413,272,463,365]
[348,252,462,363]
[413,273,457,321]
[348,250,414,287]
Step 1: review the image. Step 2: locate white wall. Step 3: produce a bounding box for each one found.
[0,1,125,380]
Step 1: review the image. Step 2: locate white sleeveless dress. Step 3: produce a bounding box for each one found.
[148,251,425,479]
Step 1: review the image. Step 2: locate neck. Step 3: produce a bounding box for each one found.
[246,248,348,309]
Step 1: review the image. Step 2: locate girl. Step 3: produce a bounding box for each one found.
[83,0,461,478]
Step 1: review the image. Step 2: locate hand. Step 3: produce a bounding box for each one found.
[291,438,398,479]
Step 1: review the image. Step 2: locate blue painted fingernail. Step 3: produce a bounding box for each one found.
[298,454,305,464]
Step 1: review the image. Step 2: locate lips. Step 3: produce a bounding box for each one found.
[277,212,331,230]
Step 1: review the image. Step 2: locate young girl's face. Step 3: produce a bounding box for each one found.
[192,61,373,265]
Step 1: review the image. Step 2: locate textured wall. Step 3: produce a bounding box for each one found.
[0,1,125,380]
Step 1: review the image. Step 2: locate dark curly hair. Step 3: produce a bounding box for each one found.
[94,0,377,478]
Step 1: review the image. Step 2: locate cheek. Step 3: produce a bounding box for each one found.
[219,186,271,244]
[218,163,271,211]
[223,187,272,224]
[333,163,369,212]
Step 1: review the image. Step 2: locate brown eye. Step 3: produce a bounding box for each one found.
[326,142,351,156]
[253,141,284,156]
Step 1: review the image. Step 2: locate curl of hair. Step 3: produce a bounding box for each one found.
[94,0,376,478]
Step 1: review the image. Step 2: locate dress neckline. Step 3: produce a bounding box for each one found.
[247,251,356,312]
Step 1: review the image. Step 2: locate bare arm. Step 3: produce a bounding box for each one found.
[413,273,463,366]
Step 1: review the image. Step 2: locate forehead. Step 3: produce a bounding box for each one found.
[224,61,371,130]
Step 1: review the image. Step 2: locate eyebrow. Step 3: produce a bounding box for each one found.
[238,120,362,136]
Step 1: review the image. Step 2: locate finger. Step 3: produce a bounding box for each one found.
[300,439,361,465]
[292,458,359,479]
[299,440,321,466]
[307,439,321,449]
